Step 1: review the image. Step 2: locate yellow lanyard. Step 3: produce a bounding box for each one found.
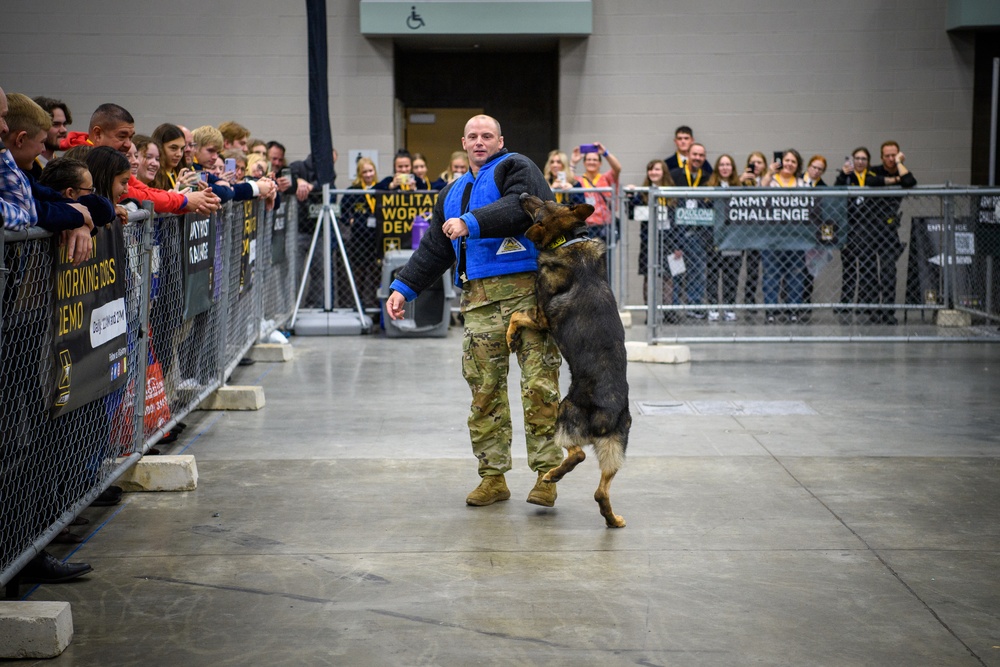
[168,170,177,188]
[855,170,867,187]
[364,186,375,212]
[684,164,702,187]
[774,173,795,188]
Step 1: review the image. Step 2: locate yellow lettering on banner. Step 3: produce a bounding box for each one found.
[58,301,85,336]
[55,258,117,300]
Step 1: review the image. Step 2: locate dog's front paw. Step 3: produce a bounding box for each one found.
[606,514,626,529]
[505,323,522,352]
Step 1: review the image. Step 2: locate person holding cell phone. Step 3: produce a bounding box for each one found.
[375,149,428,191]
[542,149,583,205]
[761,149,807,324]
[570,141,621,252]
[192,125,275,204]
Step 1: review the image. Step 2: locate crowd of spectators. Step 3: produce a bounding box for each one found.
[0,86,337,592]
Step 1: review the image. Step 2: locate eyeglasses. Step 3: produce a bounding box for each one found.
[853,156,868,162]
[77,186,95,192]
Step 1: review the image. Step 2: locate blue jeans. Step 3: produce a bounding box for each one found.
[673,227,707,306]
[762,250,804,305]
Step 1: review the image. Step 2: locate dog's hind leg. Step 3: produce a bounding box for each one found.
[593,435,627,528]
[543,444,585,483]
[542,420,586,483]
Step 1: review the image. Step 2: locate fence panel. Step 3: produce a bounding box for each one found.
[622,186,1000,343]
[1,197,297,588]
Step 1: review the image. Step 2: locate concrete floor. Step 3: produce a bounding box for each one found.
[19,329,1000,666]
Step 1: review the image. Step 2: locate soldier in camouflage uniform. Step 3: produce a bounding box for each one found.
[386,115,563,508]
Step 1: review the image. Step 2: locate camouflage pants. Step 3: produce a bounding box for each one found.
[461,274,563,477]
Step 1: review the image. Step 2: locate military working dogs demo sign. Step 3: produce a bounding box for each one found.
[375,191,436,255]
[52,225,129,417]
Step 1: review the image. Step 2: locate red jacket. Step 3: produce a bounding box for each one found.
[59,131,93,150]
[126,176,188,214]
[56,132,188,214]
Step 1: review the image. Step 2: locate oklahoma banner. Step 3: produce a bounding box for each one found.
[52,225,129,417]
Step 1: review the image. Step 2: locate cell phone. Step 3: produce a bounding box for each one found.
[279,168,291,180]
[199,171,209,183]
[773,151,783,164]
[579,143,599,154]
[224,158,236,173]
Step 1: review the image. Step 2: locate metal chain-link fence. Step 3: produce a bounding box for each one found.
[1,197,297,588]
[616,186,1000,342]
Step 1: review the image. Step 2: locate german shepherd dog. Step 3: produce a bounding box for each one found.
[507,193,631,528]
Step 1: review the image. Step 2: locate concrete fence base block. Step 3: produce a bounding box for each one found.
[199,385,265,411]
[619,311,632,329]
[625,341,691,364]
[0,602,73,659]
[935,309,972,327]
[116,455,198,492]
[248,343,293,362]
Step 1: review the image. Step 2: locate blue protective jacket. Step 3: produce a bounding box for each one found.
[389,149,552,300]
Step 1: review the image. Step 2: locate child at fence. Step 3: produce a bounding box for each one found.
[411,152,432,190]
[706,155,743,322]
[152,123,198,192]
[191,125,276,205]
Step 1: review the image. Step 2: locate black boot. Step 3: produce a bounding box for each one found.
[20,550,92,584]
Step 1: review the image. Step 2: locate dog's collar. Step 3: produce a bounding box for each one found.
[545,226,590,250]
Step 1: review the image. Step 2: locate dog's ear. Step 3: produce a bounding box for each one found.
[572,203,595,221]
[524,223,544,244]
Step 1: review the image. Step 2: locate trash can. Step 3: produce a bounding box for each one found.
[377,250,456,337]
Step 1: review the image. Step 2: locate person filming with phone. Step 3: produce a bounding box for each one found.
[570,141,621,245]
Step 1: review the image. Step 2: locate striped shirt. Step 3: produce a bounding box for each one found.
[0,148,37,231]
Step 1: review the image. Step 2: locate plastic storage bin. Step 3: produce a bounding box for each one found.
[377,250,456,337]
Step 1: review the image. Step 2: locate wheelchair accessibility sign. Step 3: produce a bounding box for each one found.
[406,5,425,30]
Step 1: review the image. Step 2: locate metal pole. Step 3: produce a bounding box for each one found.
[990,57,998,186]
[134,203,155,452]
[648,186,660,343]
[290,202,324,328]
[322,188,333,311]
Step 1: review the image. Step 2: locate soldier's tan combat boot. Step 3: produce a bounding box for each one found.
[466,475,511,506]
[526,471,557,507]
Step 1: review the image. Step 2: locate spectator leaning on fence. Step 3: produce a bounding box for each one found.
[29,96,71,178]
[740,151,769,316]
[68,104,220,216]
[289,146,338,193]
[630,159,681,320]
[152,123,198,192]
[133,134,160,186]
[268,140,311,201]
[0,86,95,586]
[192,125,275,205]
[218,120,250,153]
[0,92,108,256]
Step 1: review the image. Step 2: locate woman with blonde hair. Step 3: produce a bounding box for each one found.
[740,151,768,315]
[342,157,381,308]
[542,149,583,205]
[431,150,469,190]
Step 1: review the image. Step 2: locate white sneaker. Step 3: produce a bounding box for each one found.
[707,310,720,321]
[724,311,737,321]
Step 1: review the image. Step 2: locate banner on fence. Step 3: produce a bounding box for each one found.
[183,214,214,319]
[715,194,847,251]
[239,200,258,296]
[375,191,436,255]
[51,225,129,416]
[271,200,287,264]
